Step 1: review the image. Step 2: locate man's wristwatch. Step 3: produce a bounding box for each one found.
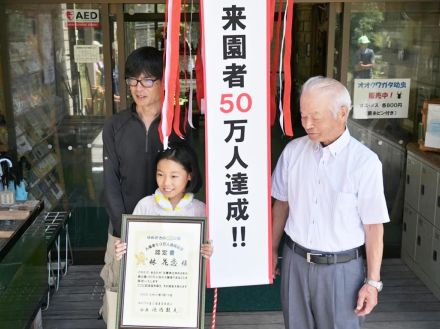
[364,278,383,292]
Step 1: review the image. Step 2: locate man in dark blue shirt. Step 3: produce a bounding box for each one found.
[354,35,375,79]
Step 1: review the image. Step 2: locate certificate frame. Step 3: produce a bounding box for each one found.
[116,215,207,329]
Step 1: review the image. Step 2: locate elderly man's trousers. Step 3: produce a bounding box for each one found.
[281,241,366,329]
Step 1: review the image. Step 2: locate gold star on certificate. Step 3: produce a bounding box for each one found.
[135,251,146,265]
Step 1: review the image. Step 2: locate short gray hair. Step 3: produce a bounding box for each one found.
[301,76,352,118]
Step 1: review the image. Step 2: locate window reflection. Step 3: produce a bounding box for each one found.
[3,4,108,252]
[348,1,440,139]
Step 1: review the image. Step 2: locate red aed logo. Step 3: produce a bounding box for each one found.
[65,10,74,21]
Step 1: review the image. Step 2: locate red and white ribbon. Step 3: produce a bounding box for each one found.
[270,0,294,136]
[270,0,283,126]
[187,0,196,128]
[160,0,182,148]
[282,0,294,136]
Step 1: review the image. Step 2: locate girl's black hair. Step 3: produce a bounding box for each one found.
[155,142,202,193]
[125,46,163,79]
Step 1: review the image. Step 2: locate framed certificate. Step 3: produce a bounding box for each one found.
[116,215,207,329]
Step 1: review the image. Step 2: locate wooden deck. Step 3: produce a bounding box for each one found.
[42,259,440,329]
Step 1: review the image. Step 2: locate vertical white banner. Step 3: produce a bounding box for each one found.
[201,0,272,287]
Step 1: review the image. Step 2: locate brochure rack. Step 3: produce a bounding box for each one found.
[5,9,66,211]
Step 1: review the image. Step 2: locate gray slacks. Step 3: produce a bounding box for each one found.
[281,242,365,329]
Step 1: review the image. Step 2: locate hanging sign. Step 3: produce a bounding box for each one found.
[73,45,100,63]
[201,0,272,288]
[353,78,411,119]
[63,9,100,28]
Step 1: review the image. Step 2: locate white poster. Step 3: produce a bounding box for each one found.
[424,104,440,149]
[201,0,272,288]
[73,45,100,63]
[353,78,411,119]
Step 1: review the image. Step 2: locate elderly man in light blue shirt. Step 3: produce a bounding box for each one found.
[272,76,389,329]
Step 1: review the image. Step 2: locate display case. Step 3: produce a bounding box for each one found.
[0,200,45,329]
[4,8,66,211]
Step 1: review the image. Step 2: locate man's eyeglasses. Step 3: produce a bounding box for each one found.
[125,77,159,88]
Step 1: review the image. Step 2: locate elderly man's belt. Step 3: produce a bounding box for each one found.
[285,235,364,265]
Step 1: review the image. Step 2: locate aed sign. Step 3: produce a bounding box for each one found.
[64,9,100,28]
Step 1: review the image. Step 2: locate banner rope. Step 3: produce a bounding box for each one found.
[211,288,218,329]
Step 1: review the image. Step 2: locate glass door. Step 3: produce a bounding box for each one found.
[1,2,115,254]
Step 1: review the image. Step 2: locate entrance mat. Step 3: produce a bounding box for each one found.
[205,277,282,312]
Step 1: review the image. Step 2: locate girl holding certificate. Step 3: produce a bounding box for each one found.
[109,142,213,328]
